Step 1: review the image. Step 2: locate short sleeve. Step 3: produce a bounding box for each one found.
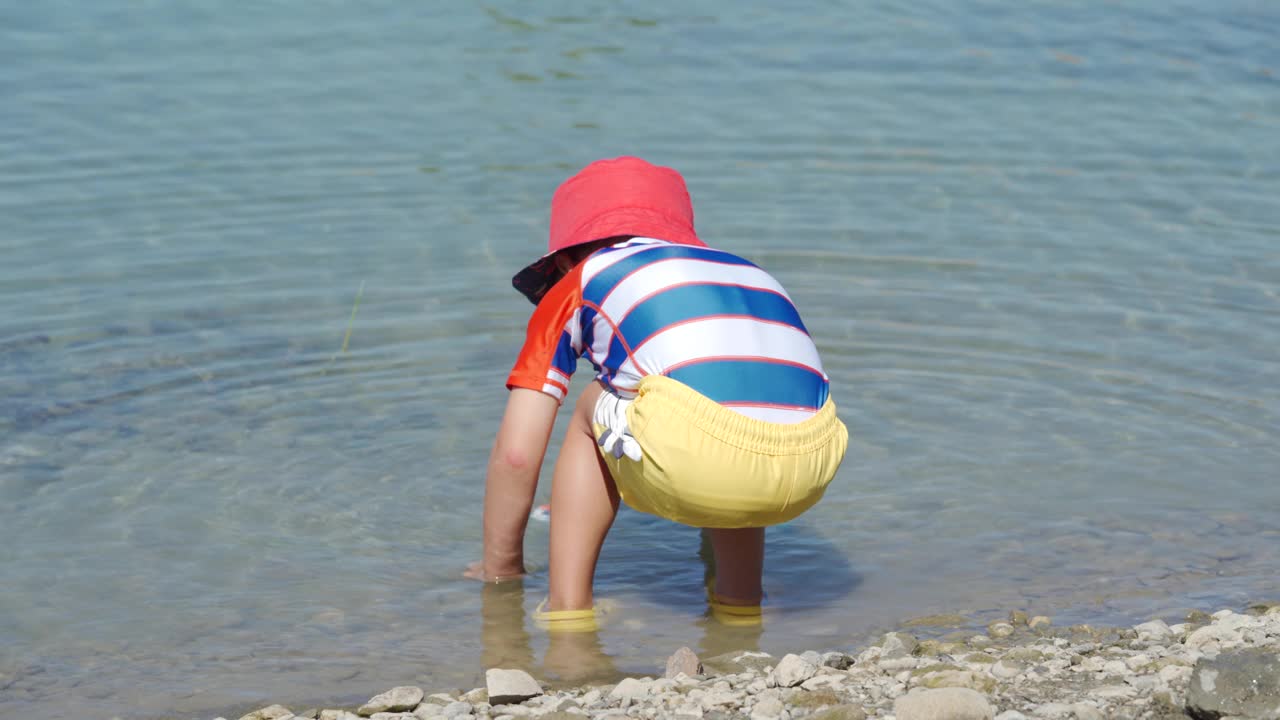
[506,264,585,403]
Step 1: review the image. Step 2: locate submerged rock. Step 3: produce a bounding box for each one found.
[1186,648,1280,720]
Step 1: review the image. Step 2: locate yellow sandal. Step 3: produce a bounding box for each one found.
[533,598,601,632]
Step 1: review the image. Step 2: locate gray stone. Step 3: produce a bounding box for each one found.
[750,695,784,720]
[240,705,294,720]
[370,714,416,720]
[441,701,472,719]
[320,711,361,720]
[360,687,425,715]
[883,632,920,659]
[413,705,444,720]
[994,713,1027,720]
[894,688,994,720]
[1186,648,1280,720]
[1068,704,1102,720]
[991,659,1026,679]
[988,622,1016,639]
[821,652,854,670]
[1028,616,1052,631]
[1135,619,1173,641]
[608,677,650,704]
[808,705,867,720]
[486,669,541,706]
[1030,703,1073,718]
[702,651,775,676]
[772,653,817,688]
[666,647,702,679]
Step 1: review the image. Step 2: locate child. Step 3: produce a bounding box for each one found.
[475,156,848,628]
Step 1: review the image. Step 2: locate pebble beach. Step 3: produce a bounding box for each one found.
[217,604,1280,720]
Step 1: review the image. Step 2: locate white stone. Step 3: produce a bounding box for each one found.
[991,660,1025,679]
[699,691,737,710]
[321,712,361,720]
[751,696,785,720]
[674,704,703,718]
[988,622,1016,639]
[747,679,768,694]
[1101,660,1127,675]
[608,678,650,705]
[1090,685,1135,699]
[361,687,426,716]
[1159,664,1192,685]
[894,688,994,720]
[1124,653,1151,670]
[1068,703,1102,720]
[580,690,601,707]
[413,705,443,719]
[994,712,1028,720]
[441,702,472,719]
[772,654,817,688]
[1030,703,1073,717]
[370,713,416,720]
[239,705,293,720]
[1134,620,1172,641]
[1028,616,1052,631]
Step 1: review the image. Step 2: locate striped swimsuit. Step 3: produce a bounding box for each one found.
[506,238,828,424]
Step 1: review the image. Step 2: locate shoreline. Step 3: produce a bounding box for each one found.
[222,603,1280,720]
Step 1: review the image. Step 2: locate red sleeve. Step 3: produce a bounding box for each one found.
[506,264,585,403]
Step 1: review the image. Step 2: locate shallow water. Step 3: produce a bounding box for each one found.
[2,1,1278,718]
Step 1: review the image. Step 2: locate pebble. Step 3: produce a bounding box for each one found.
[359,686,425,715]
[209,605,1280,720]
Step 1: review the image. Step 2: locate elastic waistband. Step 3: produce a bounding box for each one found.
[634,375,844,456]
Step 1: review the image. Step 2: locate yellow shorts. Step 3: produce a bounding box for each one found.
[594,375,848,528]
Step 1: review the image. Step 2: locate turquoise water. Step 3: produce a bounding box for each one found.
[2,2,1278,718]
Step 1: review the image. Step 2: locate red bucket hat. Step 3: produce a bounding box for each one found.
[512,156,706,304]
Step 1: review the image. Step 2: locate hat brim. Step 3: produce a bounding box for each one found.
[511,252,561,306]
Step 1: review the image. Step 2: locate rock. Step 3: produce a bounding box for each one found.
[1009,611,1030,626]
[666,647,702,679]
[440,701,471,719]
[320,711,361,720]
[608,677,650,704]
[1135,619,1173,641]
[240,705,294,720]
[772,654,817,687]
[1029,616,1052,631]
[988,622,1016,639]
[808,705,867,720]
[883,632,920,658]
[904,614,971,629]
[1030,703,1073,718]
[486,669,541,706]
[370,714,416,720]
[894,688,994,720]
[359,687,425,715]
[991,659,1026,679]
[1068,704,1101,720]
[413,705,443,719]
[750,695,784,719]
[917,669,996,694]
[702,651,775,676]
[822,652,854,669]
[994,712,1027,720]
[1186,648,1280,720]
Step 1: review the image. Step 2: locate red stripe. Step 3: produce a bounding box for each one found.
[720,401,822,412]
[543,377,569,396]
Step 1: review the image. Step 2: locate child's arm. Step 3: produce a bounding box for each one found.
[479,387,559,580]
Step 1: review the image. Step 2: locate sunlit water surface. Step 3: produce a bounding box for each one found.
[1,2,1278,718]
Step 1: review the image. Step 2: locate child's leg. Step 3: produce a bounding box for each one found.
[707,527,765,605]
[547,381,619,611]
